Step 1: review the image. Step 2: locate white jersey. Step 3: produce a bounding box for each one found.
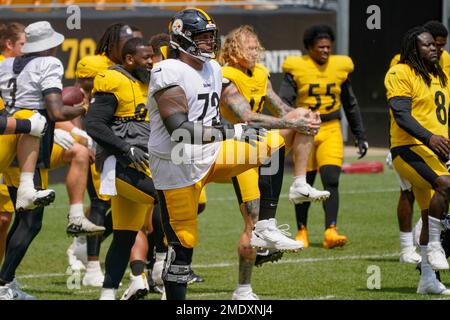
[0,56,63,111]
[147,58,222,190]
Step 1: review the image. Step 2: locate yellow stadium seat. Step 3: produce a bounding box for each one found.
[1,0,51,12]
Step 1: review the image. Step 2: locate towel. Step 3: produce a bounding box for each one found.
[100,155,117,196]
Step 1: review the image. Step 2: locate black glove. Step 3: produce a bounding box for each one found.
[355,139,369,159]
[125,146,149,172]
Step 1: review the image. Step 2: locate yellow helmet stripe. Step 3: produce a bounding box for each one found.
[195,8,213,23]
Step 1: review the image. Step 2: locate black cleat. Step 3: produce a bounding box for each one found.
[255,249,284,267]
[187,270,204,284]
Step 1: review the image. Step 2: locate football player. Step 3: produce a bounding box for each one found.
[385,26,450,294]
[66,23,135,287]
[0,22,49,270]
[86,37,156,300]
[218,25,324,299]
[280,25,368,249]
[388,21,450,265]
[0,21,93,300]
[146,8,317,300]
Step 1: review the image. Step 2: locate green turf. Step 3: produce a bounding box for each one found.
[10,155,447,300]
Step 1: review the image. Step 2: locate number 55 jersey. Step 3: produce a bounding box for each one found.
[385,63,450,148]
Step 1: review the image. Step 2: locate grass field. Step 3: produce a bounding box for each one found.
[9,153,447,300]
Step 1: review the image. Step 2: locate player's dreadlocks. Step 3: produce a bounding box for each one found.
[400,26,447,87]
[95,23,130,60]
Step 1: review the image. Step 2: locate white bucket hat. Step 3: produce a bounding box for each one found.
[22,21,65,54]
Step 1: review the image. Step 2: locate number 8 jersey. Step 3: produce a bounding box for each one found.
[147,58,223,190]
[385,63,450,148]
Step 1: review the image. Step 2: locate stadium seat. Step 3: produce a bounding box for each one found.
[95,0,136,10]
[1,0,51,12]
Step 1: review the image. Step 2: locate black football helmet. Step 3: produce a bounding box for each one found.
[168,8,219,62]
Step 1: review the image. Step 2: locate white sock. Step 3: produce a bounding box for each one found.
[400,231,414,249]
[294,175,307,184]
[429,216,443,243]
[237,284,252,292]
[86,261,101,270]
[420,245,435,279]
[19,172,34,190]
[69,203,84,218]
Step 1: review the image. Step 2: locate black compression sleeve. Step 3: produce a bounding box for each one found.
[14,119,31,134]
[278,73,297,107]
[163,112,232,144]
[389,96,433,145]
[0,116,7,134]
[341,79,367,141]
[0,116,31,135]
[85,92,131,155]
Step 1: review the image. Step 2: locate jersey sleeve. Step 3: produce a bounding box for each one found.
[390,54,400,69]
[281,56,300,74]
[92,70,120,97]
[385,65,412,99]
[39,57,64,92]
[340,56,354,75]
[149,60,182,97]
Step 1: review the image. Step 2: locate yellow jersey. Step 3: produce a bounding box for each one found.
[75,54,114,79]
[222,64,269,112]
[221,63,269,123]
[92,66,149,121]
[385,63,450,148]
[390,50,450,75]
[281,55,354,115]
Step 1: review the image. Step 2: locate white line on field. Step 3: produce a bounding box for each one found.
[200,188,398,202]
[16,252,399,279]
[43,188,398,209]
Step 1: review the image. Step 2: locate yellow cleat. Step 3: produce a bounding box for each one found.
[295,226,309,248]
[323,225,348,249]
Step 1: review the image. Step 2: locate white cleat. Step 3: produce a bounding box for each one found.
[232,288,260,300]
[0,286,15,300]
[417,277,450,295]
[427,242,449,271]
[16,188,55,212]
[83,265,104,287]
[288,181,330,204]
[5,279,35,300]
[66,238,87,271]
[72,236,88,266]
[399,246,422,264]
[250,218,304,252]
[99,288,116,300]
[66,216,105,237]
[121,273,149,300]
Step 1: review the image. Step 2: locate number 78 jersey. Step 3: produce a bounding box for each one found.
[385,63,450,148]
[281,55,353,114]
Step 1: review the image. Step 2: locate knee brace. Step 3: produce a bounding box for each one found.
[162,245,192,284]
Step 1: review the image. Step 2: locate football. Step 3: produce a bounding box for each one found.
[62,86,84,106]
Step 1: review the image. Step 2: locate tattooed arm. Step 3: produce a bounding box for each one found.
[44,90,86,122]
[221,81,316,133]
[265,81,295,117]
[155,85,236,144]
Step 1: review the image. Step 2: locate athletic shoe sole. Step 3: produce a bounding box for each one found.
[17,190,56,212]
